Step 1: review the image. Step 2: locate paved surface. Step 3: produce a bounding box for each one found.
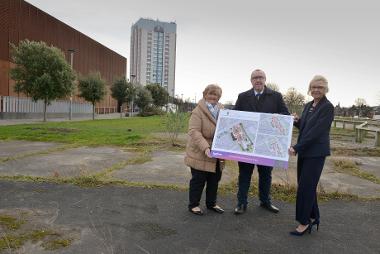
[0,140,379,197]
[0,146,133,178]
[1,181,379,254]
[111,150,236,185]
[0,136,379,253]
[0,141,60,158]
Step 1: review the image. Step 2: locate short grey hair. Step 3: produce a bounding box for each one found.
[308,75,329,95]
[202,84,222,99]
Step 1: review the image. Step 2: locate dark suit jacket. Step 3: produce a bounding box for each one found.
[234,87,290,115]
[293,96,334,158]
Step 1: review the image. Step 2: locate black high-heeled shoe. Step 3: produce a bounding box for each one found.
[289,223,312,236]
[311,219,320,231]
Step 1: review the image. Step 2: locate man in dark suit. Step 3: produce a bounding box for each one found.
[234,69,289,214]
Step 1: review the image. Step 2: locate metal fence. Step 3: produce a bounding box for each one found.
[0,96,92,113]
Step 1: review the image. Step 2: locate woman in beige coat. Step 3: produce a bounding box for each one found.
[185,84,224,215]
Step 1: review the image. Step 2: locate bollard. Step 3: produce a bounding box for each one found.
[376,131,380,147]
[361,129,365,142]
[355,128,362,143]
[334,120,337,128]
[343,121,346,129]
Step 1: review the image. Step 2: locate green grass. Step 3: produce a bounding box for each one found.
[0,212,73,252]
[42,238,73,250]
[0,229,62,251]
[332,147,380,157]
[219,180,363,203]
[0,116,176,146]
[0,215,25,231]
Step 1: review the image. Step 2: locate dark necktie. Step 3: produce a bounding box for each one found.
[256,93,261,100]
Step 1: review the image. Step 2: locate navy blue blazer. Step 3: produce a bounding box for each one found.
[234,87,290,115]
[293,96,334,158]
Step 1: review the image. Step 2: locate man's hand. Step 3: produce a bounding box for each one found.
[205,148,212,158]
[292,113,299,123]
[288,147,296,156]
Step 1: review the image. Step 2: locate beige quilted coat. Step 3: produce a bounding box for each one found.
[184,99,224,172]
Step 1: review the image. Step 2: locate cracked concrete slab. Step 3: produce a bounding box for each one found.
[111,150,236,186]
[319,158,380,198]
[253,155,380,198]
[0,140,61,158]
[0,146,135,178]
[1,181,379,254]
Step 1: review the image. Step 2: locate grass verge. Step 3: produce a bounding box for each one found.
[2,173,371,203]
[0,116,184,147]
[219,180,365,203]
[332,147,380,157]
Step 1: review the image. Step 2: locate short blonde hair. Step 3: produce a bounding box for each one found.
[203,84,222,99]
[308,75,329,95]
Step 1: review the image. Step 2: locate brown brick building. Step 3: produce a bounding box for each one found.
[0,0,127,113]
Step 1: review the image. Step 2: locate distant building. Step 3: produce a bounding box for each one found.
[373,106,380,120]
[130,18,177,97]
[0,0,127,115]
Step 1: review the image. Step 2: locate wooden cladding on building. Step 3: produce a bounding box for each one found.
[0,0,127,110]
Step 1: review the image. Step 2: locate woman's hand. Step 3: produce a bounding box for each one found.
[288,147,296,156]
[292,113,299,123]
[205,148,212,158]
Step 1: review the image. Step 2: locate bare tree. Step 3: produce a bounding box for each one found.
[354,98,368,117]
[284,87,305,114]
[266,82,280,92]
[354,98,367,107]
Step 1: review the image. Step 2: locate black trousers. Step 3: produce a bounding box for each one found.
[237,162,273,206]
[188,160,222,209]
[296,156,326,225]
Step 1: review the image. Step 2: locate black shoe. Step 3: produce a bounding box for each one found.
[189,207,203,216]
[311,219,320,231]
[207,205,224,214]
[290,223,312,236]
[234,204,247,215]
[260,203,279,213]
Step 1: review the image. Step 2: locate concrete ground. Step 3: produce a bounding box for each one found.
[1,181,379,254]
[0,138,379,253]
[0,140,379,197]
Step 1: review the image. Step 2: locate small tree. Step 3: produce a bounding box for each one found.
[111,77,129,112]
[266,82,280,92]
[145,83,169,108]
[284,87,305,115]
[78,72,106,120]
[134,86,153,114]
[10,40,75,121]
[165,111,188,146]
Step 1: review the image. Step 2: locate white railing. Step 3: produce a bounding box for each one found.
[0,96,92,113]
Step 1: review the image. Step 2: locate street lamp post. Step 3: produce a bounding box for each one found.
[68,49,75,120]
[130,74,136,117]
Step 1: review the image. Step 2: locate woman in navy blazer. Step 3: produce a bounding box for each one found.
[288,75,334,236]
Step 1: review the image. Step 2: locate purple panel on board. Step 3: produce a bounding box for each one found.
[211,150,288,169]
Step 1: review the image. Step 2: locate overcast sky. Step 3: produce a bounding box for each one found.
[27,0,380,106]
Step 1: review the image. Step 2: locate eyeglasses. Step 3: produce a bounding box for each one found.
[251,76,265,80]
[310,86,325,90]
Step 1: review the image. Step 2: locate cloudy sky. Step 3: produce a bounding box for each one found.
[27,0,380,106]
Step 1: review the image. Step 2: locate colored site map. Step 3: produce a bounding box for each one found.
[211,109,294,168]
